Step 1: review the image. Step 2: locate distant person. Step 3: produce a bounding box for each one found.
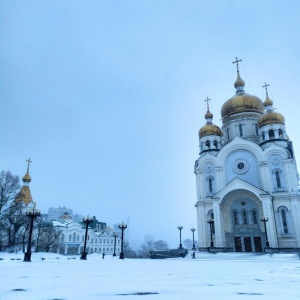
[102,253,105,259]
[192,252,195,259]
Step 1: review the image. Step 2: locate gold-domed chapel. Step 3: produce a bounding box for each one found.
[194,59,300,252]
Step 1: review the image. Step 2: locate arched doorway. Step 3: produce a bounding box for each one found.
[222,190,265,252]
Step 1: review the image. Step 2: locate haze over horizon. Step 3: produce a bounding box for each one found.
[1,1,300,248]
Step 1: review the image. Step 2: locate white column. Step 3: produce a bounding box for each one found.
[261,195,278,248]
[290,196,300,247]
[213,200,225,247]
[196,202,206,249]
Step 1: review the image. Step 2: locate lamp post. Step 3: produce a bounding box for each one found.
[190,227,196,250]
[24,207,41,262]
[207,219,214,248]
[113,232,118,257]
[177,226,183,248]
[80,216,94,260]
[261,217,270,248]
[118,222,127,259]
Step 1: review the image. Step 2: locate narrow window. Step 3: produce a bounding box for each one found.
[262,132,265,141]
[269,129,275,139]
[213,140,218,149]
[206,140,211,149]
[208,178,213,192]
[233,210,239,225]
[279,129,283,138]
[239,124,243,137]
[210,212,215,234]
[227,128,230,140]
[281,209,288,233]
[252,210,258,224]
[242,210,248,224]
[69,235,72,242]
[255,124,259,135]
[77,235,79,241]
[275,170,281,188]
[73,233,76,241]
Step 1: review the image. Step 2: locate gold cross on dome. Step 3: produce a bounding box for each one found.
[262,82,270,96]
[204,97,211,110]
[232,57,242,73]
[26,158,32,172]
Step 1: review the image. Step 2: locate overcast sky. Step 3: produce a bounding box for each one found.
[1,1,300,248]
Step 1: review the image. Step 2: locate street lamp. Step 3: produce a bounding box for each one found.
[190,228,196,250]
[24,207,41,262]
[118,222,127,259]
[113,232,118,257]
[260,217,270,248]
[80,216,94,260]
[207,219,214,248]
[177,226,183,248]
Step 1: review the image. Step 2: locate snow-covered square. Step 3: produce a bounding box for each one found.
[0,252,299,300]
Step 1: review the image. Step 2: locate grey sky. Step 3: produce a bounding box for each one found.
[1,1,300,248]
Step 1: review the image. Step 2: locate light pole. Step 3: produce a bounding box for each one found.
[80,216,93,260]
[190,227,196,250]
[118,222,127,259]
[24,207,41,262]
[207,219,214,248]
[113,232,118,257]
[177,226,183,248]
[261,217,270,248]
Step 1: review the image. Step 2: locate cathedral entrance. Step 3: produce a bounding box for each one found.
[224,192,265,252]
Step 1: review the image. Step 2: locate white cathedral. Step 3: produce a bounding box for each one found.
[195,59,300,252]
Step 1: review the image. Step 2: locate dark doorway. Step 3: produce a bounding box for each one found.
[244,237,252,252]
[234,237,242,252]
[254,237,262,252]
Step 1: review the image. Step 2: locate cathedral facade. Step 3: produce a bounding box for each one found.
[195,61,300,252]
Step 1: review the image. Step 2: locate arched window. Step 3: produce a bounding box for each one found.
[227,128,230,140]
[61,234,64,241]
[242,210,248,224]
[208,178,213,192]
[82,235,84,242]
[272,169,282,188]
[269,129,275,139]
[252,209,258,224]
[239,124,243,137]
[73,233,76,241]
[279,129,283,138]
[69,235,72,242]
[213,140,218,149]
[281,208,288,234]
[233,210,239,225]
[77,235,79,241]
[95,239,97,244]
[255,124,259,135]
[262,132,265,141]
[206,140,211,149]
[103,239,106,244]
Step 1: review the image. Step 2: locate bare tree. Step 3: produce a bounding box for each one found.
[153,240,169,250]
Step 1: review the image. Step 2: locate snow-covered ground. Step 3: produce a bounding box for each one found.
[0,251,299,300]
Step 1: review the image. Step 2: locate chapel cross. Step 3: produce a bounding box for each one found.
[262,82,270,96]
[204,97,211,110]
[232,57,242,73]
[26,158,32,172]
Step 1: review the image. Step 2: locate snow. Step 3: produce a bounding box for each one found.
[0,252,299,300]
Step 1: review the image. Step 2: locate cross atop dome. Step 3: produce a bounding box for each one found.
[26,158,32,172]
[262,82,270,97]
[232,57,242,74]
[204,97,211,110]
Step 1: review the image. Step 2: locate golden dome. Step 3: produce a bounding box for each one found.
[258,111,285,128]
[263,95,273,107]
[15,186,33,206]
[199,123,222,138]
[22,171,31,183]
[234,73,245,88]
[205,109,213,119]
[221,93,264,119]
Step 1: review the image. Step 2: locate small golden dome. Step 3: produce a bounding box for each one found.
[221,94,264,119]
[234,73,245,88]
[199,123,222,138]
[22,171,31,183]
[205,109,213,119]
[263,95,273,107]
[258,111,285,128]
